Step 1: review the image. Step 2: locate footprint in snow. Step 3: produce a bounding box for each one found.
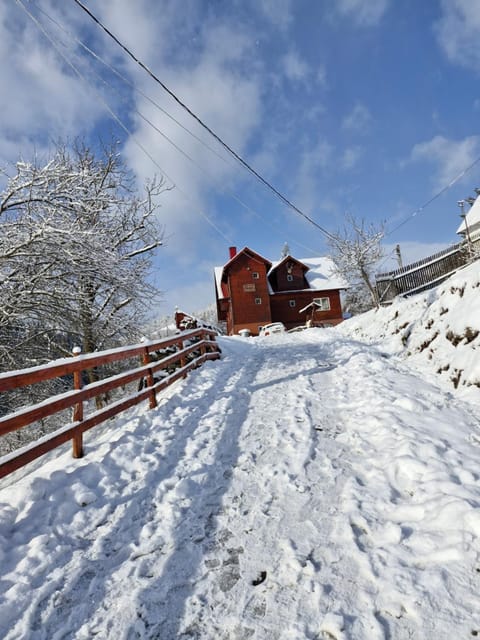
[251,570,267,586]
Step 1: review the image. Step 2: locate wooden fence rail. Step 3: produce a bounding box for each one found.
[0,328,221,480]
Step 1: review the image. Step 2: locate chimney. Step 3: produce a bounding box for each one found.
[229,246,237,259]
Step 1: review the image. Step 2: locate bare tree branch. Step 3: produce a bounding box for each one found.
[327,213,385,311]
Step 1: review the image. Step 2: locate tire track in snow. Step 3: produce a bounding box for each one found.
[2,331,480,639]
[176,338,381,640]
[74,345,268,640]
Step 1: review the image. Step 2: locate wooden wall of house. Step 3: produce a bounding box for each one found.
[270,290,343,329]
[216,298,229,324]
[269,260,307,292]
[227,253,272,334]
[217,248,345,335]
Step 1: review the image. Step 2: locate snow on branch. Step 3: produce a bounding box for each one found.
[327,213,385,310]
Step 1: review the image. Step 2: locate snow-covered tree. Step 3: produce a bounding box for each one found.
[327,214,385,311]
[0,141,167,374]
[0,141,168,452]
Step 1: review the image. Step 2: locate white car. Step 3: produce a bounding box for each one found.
[259,322,286,336]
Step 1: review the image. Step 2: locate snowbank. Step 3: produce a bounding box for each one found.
[0,329,479,638]
[339,260,480,396]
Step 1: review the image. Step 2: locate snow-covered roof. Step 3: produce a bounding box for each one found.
[456,197,480,234]
[215,248,272,300]
[214,266,224,299]
[215,251,347,299]
[298,256,348,291]
[267,256,347,290]
[298,301,321,313]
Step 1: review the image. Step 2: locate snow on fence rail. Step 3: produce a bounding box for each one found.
[375,241,470,303]
[0,328,220,479]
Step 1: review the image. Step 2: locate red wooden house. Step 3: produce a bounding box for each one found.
[214,246,347,335]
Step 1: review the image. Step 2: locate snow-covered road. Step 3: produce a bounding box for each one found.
[1,329,479,639]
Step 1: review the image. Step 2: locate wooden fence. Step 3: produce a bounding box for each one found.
[375,242,470,304]
[0,328,220,480]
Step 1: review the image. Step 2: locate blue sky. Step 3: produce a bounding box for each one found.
[2,0,480,313]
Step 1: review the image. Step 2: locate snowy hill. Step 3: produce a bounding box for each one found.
[340,260,480,397]
[0,267,479,638]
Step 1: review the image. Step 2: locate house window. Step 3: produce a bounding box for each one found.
[255,297,262,305]
[313,297,330,311]
[289,300,296,307]
[286,274,293,282]
[252,272,259,279]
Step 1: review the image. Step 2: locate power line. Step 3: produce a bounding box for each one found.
[25,1,320,256]
[15,0,233,245]
[385,155,480,237]
[71,0,335,241]
[26,0,476,254]
[25,0,480,251]
[33,0,237,173]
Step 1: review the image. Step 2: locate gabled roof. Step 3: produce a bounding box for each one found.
[214,247,272,300]
[221,247,272,279]
[214,266,226,300]
[268,255,308,277]
[214,247,348,300]
[456,197,480,235]
[300,256,348,290]
[268,255,348,291]
[298,300,322,313]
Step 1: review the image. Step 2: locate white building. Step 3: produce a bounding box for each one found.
[456,197,480,247]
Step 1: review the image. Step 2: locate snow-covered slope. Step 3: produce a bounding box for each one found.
[1,324,479,638]
[340,260,480,396]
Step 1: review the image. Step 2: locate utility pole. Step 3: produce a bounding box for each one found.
[395,244,403,269]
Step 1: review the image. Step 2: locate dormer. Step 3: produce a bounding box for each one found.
[268,255,309,292]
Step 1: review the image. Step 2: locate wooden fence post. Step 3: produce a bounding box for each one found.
[0,331,225,480]
[142,345,157,409]
[178,339,187,378]
[72,346,84,458]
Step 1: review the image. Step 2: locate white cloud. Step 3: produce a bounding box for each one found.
[121,18,263,259]
[257,0,293,31]
[434,0,480,69]
[280,50,326,88]
[281,49,310,83]
[341,146,362,169]
[0,3,106,163]
[201,23,254,65]
[155,257,219,313]
[97,0,166,63]
[334,0,389,26]
[342,103,372,133]
[317,64,328,87]
[410,135,480,191]
[294,140,333,213]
